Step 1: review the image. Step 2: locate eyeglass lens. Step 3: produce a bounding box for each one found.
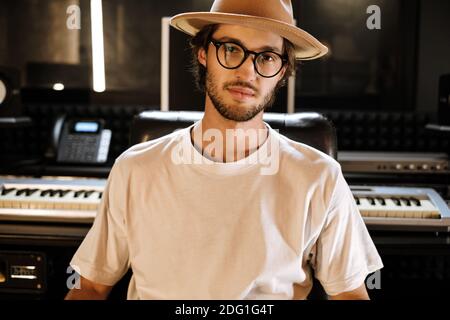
[215,42,284,77]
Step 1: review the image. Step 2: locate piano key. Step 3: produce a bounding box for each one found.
[15,188,29,196]
[59,190,84,210]
[419,200,441,219]
[74,190,85,198]
[1,187,16,196]
[358,198,377,217]
[409,197,421,206]
[367,196,376,206]
[375,197,386,205]
[27,188,39,196]
[400,197,411,206]
[79,190,101,210]
[383,198,406,218]
[391,197,401,206]
[40,189,54,197]
[83,190,95,198]
[356,196,441,219]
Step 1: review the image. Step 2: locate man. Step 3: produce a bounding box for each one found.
[66,0,383,300]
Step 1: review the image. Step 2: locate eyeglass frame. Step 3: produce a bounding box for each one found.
[209,39,288,78]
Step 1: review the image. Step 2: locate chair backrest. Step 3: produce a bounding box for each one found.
[130,111,337,159]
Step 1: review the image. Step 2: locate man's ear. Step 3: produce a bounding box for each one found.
[278,65,287,82]
[198,48,207,67]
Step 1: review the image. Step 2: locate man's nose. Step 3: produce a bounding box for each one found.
[235,54,257,80]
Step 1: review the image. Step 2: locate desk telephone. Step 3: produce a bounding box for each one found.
[50,115,111,164]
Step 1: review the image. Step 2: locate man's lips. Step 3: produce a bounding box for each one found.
[226,86,256,98]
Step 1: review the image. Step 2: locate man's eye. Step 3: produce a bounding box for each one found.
[224,44,239,53]
[260,54,275,62]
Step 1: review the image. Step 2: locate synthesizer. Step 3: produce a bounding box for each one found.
[352,185,450,231]
[0,177,106,223]
[1,178,450,231]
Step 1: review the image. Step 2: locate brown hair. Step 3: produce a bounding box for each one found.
[189,24,297,92]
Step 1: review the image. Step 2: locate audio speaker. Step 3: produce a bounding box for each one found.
[0,67,22,117]
[438,74,450,125]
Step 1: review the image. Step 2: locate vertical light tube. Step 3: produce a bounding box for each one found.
[90,0,106,92]
[287,74,295,114]
[287,18,297,114]
[160,17,171,111]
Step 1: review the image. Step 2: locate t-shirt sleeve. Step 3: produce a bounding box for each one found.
[70,161,130,286]
[312,168,384,296]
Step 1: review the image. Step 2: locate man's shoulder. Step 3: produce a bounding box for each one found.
[276,133,344,208]
[114,127,187,167]
[276,132,340,172]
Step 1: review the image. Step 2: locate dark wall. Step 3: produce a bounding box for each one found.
[416,0,450,113]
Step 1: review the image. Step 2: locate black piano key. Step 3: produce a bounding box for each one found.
[40,189,57,197]
[410,197,421,206]
[376,197,386,205]
[25,188,39,196]
[84,190,95,198]
[98,192,103,199]
[15,188,29,196]
[1,187,16,196]
[367,197,376,205]
[400,197,411,206]
[354,196,360,205]
[60,190,71,197]
[74,190,85,198]
[52,190,60,197]
[54,189,70,197]
[16,188,39,197]
[392,197,401,206]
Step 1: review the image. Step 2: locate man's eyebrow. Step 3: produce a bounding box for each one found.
[215,36,283,53]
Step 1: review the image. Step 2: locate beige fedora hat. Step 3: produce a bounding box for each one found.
[170,0,328,60]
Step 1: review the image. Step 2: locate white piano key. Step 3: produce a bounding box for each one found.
[356,197,440,219]
[389,198,408,218]
[369,198,389,218]
[61,191,81,210]
[0,189,16,208]
[358,198,377,217]
[419,200,441,219]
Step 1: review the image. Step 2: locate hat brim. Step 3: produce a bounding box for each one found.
[170,12,329,60]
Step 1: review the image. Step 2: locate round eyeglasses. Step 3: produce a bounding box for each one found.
[210,40,287,78]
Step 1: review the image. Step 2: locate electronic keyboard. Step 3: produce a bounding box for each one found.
[352,185,450,231]
[1,178,449,231]
[0,177,106,223]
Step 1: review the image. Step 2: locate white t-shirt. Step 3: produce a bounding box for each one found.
[70,121,383,299]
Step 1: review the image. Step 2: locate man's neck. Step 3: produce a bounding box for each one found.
[191,98,268,163]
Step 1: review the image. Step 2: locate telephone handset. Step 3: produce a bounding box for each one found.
[50,115,111,164]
